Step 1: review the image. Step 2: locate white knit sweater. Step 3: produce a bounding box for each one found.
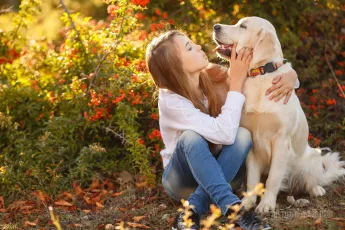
[158,89,246,168]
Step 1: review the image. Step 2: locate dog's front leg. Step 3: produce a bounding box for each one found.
[243,150,261,209]
[256,134,291,213]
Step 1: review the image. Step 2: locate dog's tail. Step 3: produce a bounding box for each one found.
[288,145,345,195]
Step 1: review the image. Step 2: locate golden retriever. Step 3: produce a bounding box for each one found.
[212,16,345,213]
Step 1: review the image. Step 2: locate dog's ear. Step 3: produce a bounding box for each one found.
[251,28,282,66]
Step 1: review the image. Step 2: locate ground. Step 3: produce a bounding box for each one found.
[1,176,345,230]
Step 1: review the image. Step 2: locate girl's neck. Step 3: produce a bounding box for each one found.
[189,72,204,97]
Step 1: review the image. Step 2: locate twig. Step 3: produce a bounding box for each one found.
[58,0,84,45]
[325,54,345,99]
[104,126,126,145]
[0,6,12,15]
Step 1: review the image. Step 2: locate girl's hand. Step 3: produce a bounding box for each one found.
[265,69,298,104]
[226,43,253,92]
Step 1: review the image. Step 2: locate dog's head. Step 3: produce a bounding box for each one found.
[213,16,283,67]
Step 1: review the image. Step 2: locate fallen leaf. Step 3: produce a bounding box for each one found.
[90,192,100,199]
[84,197,92,205]
[89,178,100,190]
[0,209,7,213]
[97,224,105,230]
[168,217,175,226]
[105,224,115,230]
[133,215,146,222]
[0,196,4,209]
[8,200,31,210]
[24,218,38,227]
[92,195,102,203]
[136,181,147,188]
[63,192,74,200]
[315,218,322,225]
[104,180,115,190]
[126,222,150,229]
[55,200,73,207]
[68,223,82,227]
[24,221,37,227]
[73,181,84,197]
[33,190,48,203]
[82,209,91,214]
[112,190,126,197]
[20,205,35,211]
[95,202,104,208]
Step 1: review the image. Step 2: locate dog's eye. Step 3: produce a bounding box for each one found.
[240,23,247,29]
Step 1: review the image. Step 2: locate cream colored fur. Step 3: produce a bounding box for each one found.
[213,16,345,213]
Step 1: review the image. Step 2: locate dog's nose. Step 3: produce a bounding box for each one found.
[213,24,221,31]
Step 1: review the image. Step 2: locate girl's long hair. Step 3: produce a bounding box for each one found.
[146,30,221,118]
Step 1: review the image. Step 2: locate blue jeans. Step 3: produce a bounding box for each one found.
[162,127,252,216]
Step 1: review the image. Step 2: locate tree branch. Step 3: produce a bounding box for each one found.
[86,2,128,98]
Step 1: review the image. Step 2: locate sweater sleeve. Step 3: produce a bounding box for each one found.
[294,78,300,89]
[160,91,245,145]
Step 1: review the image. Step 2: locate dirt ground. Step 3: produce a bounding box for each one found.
[1,177,344,230]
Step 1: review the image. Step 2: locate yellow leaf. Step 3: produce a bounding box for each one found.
[133,215,146,222]
[135,181,147,188]
[95,202,104,208]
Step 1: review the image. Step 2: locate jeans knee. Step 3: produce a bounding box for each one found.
[176,130,207,153]
[162,177,178,201]
[235,127,252,157]
[162,176,192,201]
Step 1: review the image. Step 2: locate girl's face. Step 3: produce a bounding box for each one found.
[174,35,209,76]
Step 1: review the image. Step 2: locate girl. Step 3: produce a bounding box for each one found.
[145,30,297,230]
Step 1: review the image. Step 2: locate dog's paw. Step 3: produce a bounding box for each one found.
[255,200,276,213]
[242,195,257,209]
[309,185,326,197]
[255,192,276,213]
